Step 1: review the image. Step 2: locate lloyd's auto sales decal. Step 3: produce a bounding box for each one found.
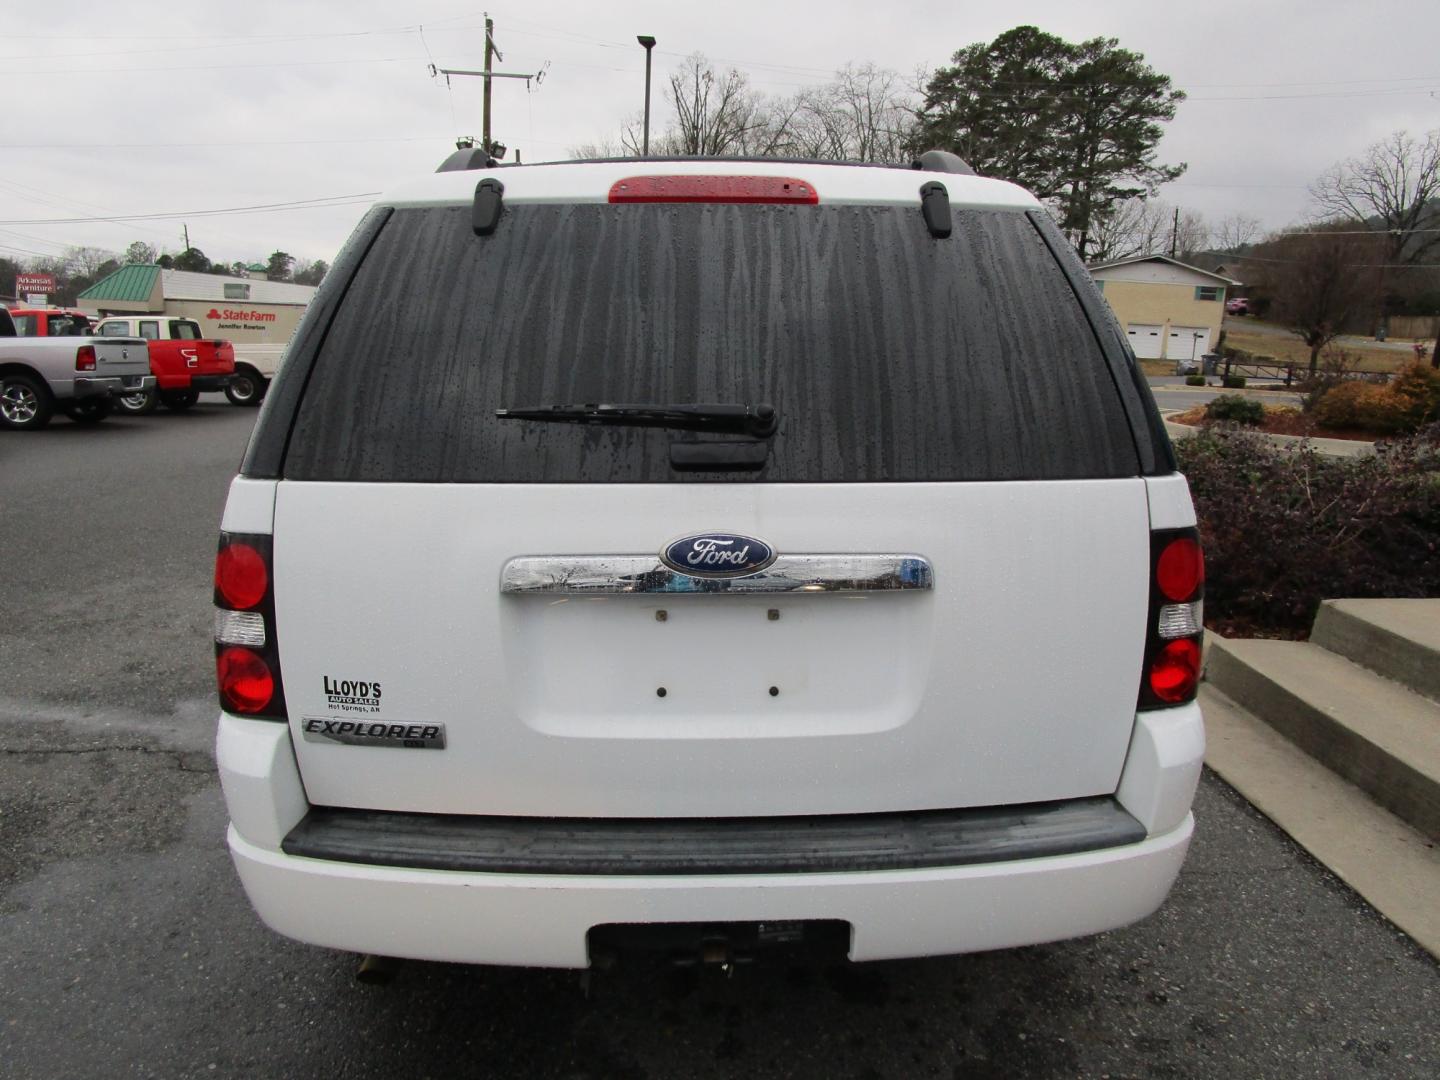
[323,674,382,713]
[305,675,446,749]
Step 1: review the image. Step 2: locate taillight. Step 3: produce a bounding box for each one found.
[214,542,268,609]
[1156,536,1203,602]
[217,646,276,714]
[214,532,286,719]
[1139,529,1204,709]
[75,345,96,372]
[608,175,818,204]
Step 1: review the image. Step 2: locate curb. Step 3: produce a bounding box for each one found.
[1163,417,1374,457]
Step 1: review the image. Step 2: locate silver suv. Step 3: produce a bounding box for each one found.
[214,154,1205,968]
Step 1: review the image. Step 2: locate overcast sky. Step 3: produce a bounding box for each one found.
[3,0,1439,269]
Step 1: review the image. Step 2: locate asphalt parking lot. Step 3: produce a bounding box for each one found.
[2,397,1437,1079]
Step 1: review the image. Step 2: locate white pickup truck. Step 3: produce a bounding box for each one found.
[225,343,284,406]
[0,308,155,429]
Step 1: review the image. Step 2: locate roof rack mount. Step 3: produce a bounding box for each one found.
[912,150,975,176]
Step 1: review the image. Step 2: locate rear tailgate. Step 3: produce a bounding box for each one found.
[151,339,232,388]
[91,338,150,380]
[273,478,1150,817]
[258,189,1169,820]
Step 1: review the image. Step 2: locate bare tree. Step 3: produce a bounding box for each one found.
[1087,199,1207,263]
[1213,213,1262,252]
[1310,129,1440,267]
[666,54,771,156]
[789,64,916,162]
[1258,227,1383,375]
[1087,198,1155,262]
[568,136,628,159]
[65,245,120,279]
[575,58,918,165]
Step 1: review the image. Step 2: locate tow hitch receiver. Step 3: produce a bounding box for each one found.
[587,920,851,969]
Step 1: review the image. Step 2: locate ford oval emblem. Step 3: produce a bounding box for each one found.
[661,532,777,578]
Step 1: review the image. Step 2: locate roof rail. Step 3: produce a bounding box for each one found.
[912,150,975,176]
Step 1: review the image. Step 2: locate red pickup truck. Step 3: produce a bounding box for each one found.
[92,315,235,413]
[7,306,96,338]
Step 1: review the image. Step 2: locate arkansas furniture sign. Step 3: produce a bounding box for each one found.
[16,273,57,296]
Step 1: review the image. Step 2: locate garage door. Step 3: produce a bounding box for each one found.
[1168,326,1210,361]
[1126,324,1164,359]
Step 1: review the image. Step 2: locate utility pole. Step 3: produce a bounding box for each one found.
[1169,207,1179,258]
[483,16,498,158]
[182,223,190,253]
[428,17,543,161]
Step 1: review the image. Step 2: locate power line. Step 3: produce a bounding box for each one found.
[0,240,63,260]
[0,54,429,77]
[3,136,455,150]
[0,193,380,227]
[0,177,175,243]
[0,12,481,42]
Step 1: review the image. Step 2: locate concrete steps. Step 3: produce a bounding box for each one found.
[1312,599,1440,704]
[1204,601,1440,842]
[1199,684,1440,958]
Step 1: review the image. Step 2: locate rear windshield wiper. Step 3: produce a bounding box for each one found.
[495,402,779,438]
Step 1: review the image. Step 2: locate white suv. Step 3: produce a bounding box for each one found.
[214,154,1205,968]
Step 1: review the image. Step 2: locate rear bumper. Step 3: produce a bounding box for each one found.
[155,373,232,392]
[73,374,155,398]
[219,703,1203,967]
[229,816,1191,967]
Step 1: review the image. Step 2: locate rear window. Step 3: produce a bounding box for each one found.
[282,203,1139,483]
[170,320,201,339]
[49,314,90,336]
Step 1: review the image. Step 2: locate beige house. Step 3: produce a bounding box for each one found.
[1088,255,1237,362]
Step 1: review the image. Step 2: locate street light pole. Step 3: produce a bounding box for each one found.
[637,36,656,156]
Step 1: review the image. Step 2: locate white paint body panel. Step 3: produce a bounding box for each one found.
[231,343,286,379]
[1144,474,1198,531]
[218,694,1201,966]
[219,477,276,534]
[272,479,1152,817]
[1115,701,1205,835]
[228,818,1192,967]
[380,159,1042,211]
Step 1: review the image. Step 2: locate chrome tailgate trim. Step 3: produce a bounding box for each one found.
[500,554,933,595]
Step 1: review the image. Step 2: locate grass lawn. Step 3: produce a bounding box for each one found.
[1223,325,1416,373]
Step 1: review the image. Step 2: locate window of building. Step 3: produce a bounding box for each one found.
[1195,286,1222,302]
[224,283,250,300]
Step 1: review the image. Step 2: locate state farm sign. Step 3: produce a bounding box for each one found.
[16,273,56,295]
[205,307,277,323]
